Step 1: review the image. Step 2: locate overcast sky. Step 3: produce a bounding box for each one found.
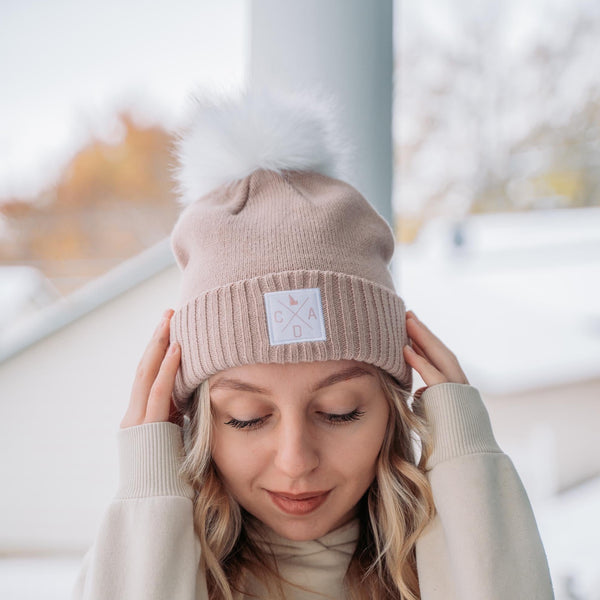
[0,0,592,202]
[0,0,247,199]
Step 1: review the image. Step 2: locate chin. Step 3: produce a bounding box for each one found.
[272,520,333,541]
[268,510,353,542]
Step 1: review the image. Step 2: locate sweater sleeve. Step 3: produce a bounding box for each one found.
[413,383,555,600]
[71,421,206,600]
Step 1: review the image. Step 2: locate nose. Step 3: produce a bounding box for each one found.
[273,419,319,479]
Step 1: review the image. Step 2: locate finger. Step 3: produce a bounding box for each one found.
[126,310,174,424]
[403,344,447,386]
[406,316,461,381]
[404,321,441,374]
[145,341,181,423]
[410,337,429,361]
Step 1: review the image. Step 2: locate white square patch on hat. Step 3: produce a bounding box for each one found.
[264,288,327,345]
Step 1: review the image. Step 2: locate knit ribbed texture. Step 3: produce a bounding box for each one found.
[116,421,194,499]
[414,383,504,469]
[171,269,410,406]
[169,168,411,407]
[170,170,397,297]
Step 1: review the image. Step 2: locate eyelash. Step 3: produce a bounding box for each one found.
[224,409,365,431]
[324,409,365,425]
[225,416,267,430]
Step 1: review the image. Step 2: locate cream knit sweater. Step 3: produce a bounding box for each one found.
[71,383,555,599]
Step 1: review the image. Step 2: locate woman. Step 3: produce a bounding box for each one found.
[72,86,554,599]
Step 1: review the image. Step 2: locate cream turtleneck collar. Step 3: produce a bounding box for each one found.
[246,517,360,599]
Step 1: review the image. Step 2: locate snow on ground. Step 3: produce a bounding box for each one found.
[0,556,83,600]
[533,477,600,600]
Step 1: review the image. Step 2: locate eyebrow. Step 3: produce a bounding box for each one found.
[209,365,374,395]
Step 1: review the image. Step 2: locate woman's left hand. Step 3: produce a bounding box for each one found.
[403,310,470,387]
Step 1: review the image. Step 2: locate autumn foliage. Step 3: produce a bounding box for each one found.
[0,111,180,295]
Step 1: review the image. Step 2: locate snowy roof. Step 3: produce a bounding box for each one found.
[396,206,600,395]
[0,238,174,364]
[0,266,60,330]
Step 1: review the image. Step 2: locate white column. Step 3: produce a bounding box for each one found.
[248,0,394,229]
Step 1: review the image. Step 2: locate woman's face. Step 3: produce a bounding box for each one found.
[208,359,390,542]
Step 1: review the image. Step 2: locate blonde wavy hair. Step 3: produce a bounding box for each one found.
[179,364,436,600]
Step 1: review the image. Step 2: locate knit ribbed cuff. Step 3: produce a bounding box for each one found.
[171,269,411,407]
[116,421,194,499]
[413,383,503,470]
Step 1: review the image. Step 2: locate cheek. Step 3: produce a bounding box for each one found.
[211,431,264,487]
[210,431,237,482]
[332,418,389,481]
[340,434,382,474]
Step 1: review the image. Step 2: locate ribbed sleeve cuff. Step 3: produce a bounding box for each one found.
[413,383,503,469]
[116,421,194,499]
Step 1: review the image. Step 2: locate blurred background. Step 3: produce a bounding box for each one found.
[1,0,599,598]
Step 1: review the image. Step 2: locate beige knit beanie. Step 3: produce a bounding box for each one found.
[168,85,411,408]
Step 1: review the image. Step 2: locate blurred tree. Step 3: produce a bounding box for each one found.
[55,112,175,207]
[0,110,179,295]
[395,0,600,240]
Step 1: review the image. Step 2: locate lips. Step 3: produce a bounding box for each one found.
[267,490,331,515]
[271,490,330,500]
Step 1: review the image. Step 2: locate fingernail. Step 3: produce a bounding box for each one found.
[408,311,419,321]
[404,344,415,353]
[162,308,173,319]
[169,341,180,354]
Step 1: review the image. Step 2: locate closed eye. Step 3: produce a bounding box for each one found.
[322,409,365,425]
[224,416,269,430]
[224,409,365,431]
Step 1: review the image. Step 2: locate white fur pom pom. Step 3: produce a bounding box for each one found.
[170,84,356,206]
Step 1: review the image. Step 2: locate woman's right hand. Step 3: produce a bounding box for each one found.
[120,308,183,429]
